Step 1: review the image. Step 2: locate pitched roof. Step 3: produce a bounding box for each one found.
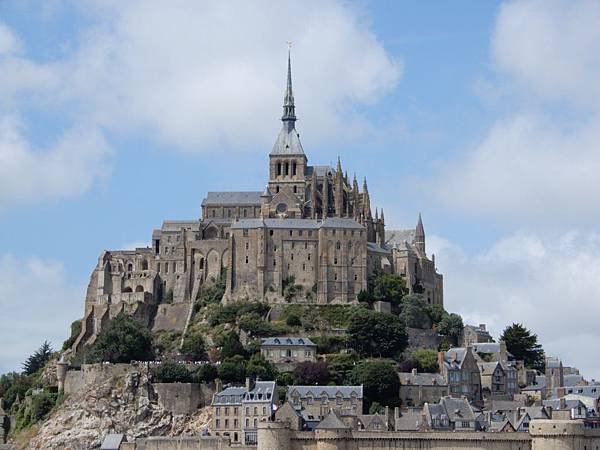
[212,386,247,405]
[315,411,350,430]
[287,385,363,400]
[478,362,503,376]
[262,337,316,347]
[244,381,276,402]
[201,191,262,206]
[306,165,334,177]
[443,348,469,369]
[395,407,424,431]
[441,397,476,421]
[100,434,125,450]
[398,371,446,386]
[230,218,364,230]
[271,126,304,155]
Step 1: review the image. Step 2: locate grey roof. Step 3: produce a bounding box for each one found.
[559,385,600,398]
[100,434,125,450]
[546,357,562,369]
[315,411,350,430]
[271,125,305,155]
[386,229,415,246]
[212,387,247,405]
[367,242,390,255]
[523,375,547,391]
[443,348,468,369]
[395,407,424,431]
[201,191,262,206]
[441,397,476,422]
[306,165,334,178]
[543,398,587,410]
[490,400,525,413]
[398,371,446,386]
[287,385,363,400]
[472,342,500,354]
[244,381,276,402]
[563,374,585,387]
[262,337,316,347]
[231,217,364,230]
[478,362,503,376]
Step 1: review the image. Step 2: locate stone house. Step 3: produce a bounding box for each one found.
[438,347,482,403]
[210,380,276,445]
[461,324,494,346]
[260,337,316,371]
[479,362,508,400]
[398,368,448,406]
[423,396,480,431]
[545,356,564,393]
[287,385,363,419]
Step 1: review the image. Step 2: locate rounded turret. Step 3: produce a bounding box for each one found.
[257,421,290,450]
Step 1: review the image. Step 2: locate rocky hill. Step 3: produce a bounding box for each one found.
[12,364,210,450]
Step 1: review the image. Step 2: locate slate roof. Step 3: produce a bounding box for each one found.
[560,385,600,398]
[443,348,469,369]
[398,371,446,386]
[100,434,125,450]
[395,407,424,431]
[543,398,587,410]
[160,220,200,232]
[315,411,350,430]
[523,375,547,391]
[441,397,476,421]
[244,381,276,403]
[367,242,390,255]
[271,125,305,155]
[563,374,585,387]
[262,337,316,347]
[230,218,364,230]
[472,342,501,354]
[385,229,415,247]
[489,400,524,413]
[546,357,562,369]
[478,362,502,376]
[201,191,262,206]
[287,385,363,400]
[306,165,334,177]
[212,387,247,405]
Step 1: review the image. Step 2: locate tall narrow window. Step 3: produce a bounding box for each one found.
[285,162,289,176]
[277,162,282,176]
[292,162,297,176]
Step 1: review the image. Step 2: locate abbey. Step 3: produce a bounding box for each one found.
[72,54,443,351]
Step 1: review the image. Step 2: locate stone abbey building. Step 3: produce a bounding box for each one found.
[72,54,443,351]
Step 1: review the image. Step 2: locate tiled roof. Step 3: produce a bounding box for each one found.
[201,191,262,206]
[262,337,316,347]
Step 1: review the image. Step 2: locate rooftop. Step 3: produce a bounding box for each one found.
[201,191,262,206]
[262,337,316,347]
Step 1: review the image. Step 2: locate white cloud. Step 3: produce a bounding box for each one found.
[431,0,600,224]
[430,231,600,381]
[0,254,84,374]
[493,0,600,107]
[0,1,400,150]
[0,21,22,56]
[0,116,111,209]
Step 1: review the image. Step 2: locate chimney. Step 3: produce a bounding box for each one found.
[499,340,508,362]
[437,351,445,373]
[479,324,486,332]
[215,378,222,393]
[246,377,252,391]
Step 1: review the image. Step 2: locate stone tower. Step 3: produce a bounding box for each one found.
[268,51,307,207]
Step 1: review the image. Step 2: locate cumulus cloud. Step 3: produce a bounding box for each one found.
[0,254,84,374]
[0,116,110,209]
[430,232,600,380]
[0,2,400,209]
[431,0,600,225]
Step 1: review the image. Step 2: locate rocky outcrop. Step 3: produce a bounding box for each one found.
[22,365,210,450]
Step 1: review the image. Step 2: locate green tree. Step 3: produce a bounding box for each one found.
[347,309,408,358]
[239,313,275,337]
[350,361,400,412]
[152,361,192,383]
[411,349,439,373]
[85,314,153,363]
[399,294,431,329]
[285,312,302,328]
[22,341,54,375]
[438,313,464,340]
[181,333,206,360]
[215,331,245,360]
[0,372,34,411]
[218,355,246,383]
[426,304,446,325]
[369,272,408,305]
[293,361,330,385]
[500,323,545,370]
[246,354,278,380]
[327,353,358,385]
[192,364,218,383]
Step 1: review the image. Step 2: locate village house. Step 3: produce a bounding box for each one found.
[398,368,448,406]
[286,385,363,419]
[260,337,316,371]
[438,347,482,403]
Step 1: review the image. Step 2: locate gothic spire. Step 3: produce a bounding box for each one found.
[282,49,296,125]
[415,213,425,253]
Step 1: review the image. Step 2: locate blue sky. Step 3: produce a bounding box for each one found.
[1,0,599,380]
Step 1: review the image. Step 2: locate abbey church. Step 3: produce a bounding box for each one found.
[72,54,443,351]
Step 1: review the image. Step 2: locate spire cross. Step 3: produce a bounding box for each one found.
[287,41,293,50]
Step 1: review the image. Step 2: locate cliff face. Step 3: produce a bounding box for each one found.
[22,365,210,450]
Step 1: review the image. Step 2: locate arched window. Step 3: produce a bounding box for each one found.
[277,162,282,176]
[336,241,341,250]
[199,258,204,269]
[127,263,133,272]
[141,259,148,270]
[285,162,289,176]
[135,285,144,292]
[122,287,133,293]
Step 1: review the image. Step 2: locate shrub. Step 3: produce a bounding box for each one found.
[180,333,206,360]
[411,349,439,373]
[293,361,330,385]
[192,364,218,383]
[285,312,302,328]
[85,314,153,363]
[152,361,192,383]
[239,313,276,337]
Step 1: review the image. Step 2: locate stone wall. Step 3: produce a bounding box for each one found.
[152,302,192,332]
[406,327,446,353]
[64,363,134,396]
[133,436,255,449]
[154,383,215,415]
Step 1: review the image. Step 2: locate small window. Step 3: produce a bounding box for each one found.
[245,256,249,264]
[289,230,293,236]
[308,231,312,237]
[308,253,311,261]
[269,230,274,236]
[299,230,303,236]
[273,259,276,266]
